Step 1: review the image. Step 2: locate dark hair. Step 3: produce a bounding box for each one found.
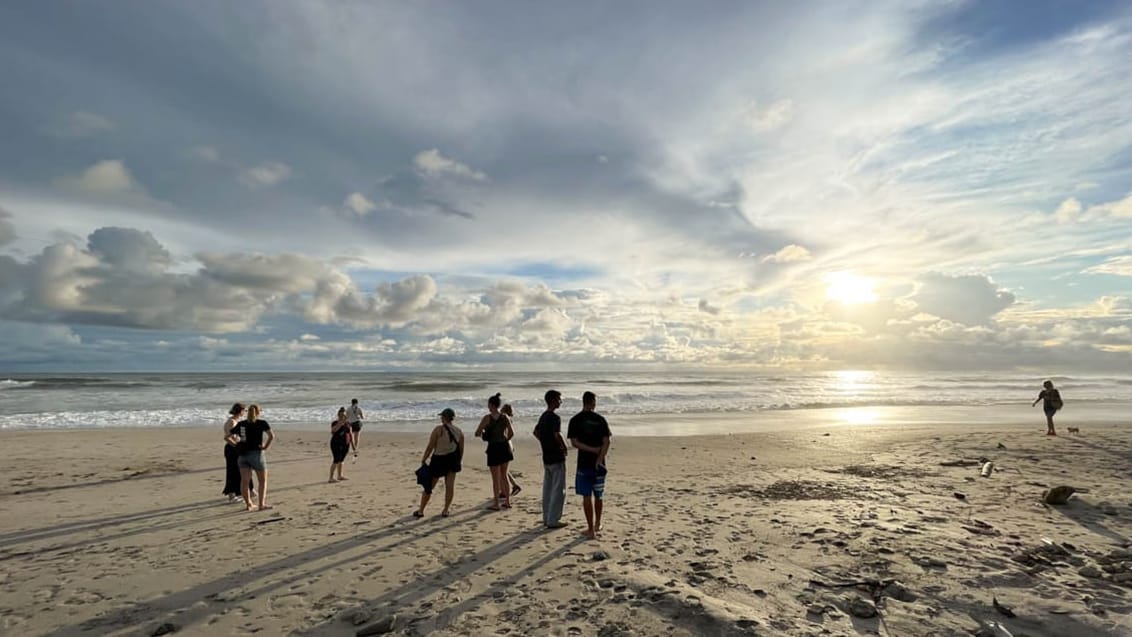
[582,391,596,404]
[488,392,502,408]
[229,402,245,416]
[338,406,347,415]
[351,398,359,404]
[544,390,561,404]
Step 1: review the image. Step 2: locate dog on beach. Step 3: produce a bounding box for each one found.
[1066,426,1080,435]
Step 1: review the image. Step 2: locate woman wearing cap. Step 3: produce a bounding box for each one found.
[474,393,514,511]
[414,408,464,518]
[329,407,351,483]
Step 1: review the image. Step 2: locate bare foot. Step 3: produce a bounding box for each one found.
[582,530,596,540]
[338,476,348,481]
[259,504,274,510]
[328,478,338,483]
[245,504,258,512]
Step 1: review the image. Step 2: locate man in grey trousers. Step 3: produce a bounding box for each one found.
[533,389,568,529]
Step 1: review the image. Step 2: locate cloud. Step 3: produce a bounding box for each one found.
[343,192,378,217]
[697,299,721,315]
[1054,197,1082,224]
[55,160,145,197]
[240,162,292,188]
[911,273,1015,325]
[0,207,15,246]
[412,149,486,181]
[50,111,115,137]
[743,98,794,132]
[761,244,812,264]
[1084,256,1132,277]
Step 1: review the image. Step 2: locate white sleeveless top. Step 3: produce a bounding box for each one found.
[434,424,463,456]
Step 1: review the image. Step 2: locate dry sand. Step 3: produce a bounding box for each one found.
[1,420,1131,636]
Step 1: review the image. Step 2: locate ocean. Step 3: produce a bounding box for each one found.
[1,371,1129,433]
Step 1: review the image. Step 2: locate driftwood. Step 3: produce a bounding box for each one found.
[940,459,982,467]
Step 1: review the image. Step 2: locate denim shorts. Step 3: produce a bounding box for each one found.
[238,450,266,471]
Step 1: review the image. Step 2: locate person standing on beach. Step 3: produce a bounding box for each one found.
[221,403,253,502]
[568,391,611,540]
[347,398,364,457]
[499,403,522,498]
[474,393,514,511]
[534,390,568,529]
[329,407,350,483]
[1032,380,1063,436]
[414,408,464,518]
[227,404,275,511]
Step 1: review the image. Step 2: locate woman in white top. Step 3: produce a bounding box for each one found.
[414,408,464,518]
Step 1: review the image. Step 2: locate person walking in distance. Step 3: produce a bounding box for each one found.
[568,391,611,540]
[534,390,568,529]
[347,398,364,457]
[1032,380,1063,436]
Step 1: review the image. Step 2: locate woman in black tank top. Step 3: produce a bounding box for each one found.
[474,393,514,510]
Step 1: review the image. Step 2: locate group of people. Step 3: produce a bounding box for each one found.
[218,390,612,539]
[414,389,611,539]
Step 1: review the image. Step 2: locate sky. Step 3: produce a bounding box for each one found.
[1,0,1131,372]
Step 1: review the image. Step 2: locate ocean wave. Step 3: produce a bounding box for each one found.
[0,379,36,389]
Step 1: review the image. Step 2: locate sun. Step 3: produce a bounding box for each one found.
[825,271,877,305]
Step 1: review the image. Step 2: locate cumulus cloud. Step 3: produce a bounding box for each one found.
[412,149,486,181]
[761,244,811,264]
[239,162,292,188]
[911,273,1015,325]
[55,160,145,197]
[697,299,721,315]
[0,227,448,332]
[50,111,115,137]
[343,192,378,217]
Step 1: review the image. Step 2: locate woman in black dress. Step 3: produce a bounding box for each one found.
[221,403,249,501]
[474,393,514,511]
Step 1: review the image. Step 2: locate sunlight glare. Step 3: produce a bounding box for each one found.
[825,271,877,305]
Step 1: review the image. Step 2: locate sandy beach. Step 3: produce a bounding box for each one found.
[2,419,1131,636]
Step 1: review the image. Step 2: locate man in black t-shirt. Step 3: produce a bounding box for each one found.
[567,391,611,540]
[533,389,568,529]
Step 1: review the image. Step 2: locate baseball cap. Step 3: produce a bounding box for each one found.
[438,408,456,419]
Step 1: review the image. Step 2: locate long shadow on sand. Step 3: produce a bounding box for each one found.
[3,456,316,497]
[41,505,495,637]
[1051,499,1130,546]
[1064,437,1132,467]
[297,526,574,636]
[0,481,327,552]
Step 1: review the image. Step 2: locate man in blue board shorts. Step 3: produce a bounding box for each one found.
[567,391,611,540]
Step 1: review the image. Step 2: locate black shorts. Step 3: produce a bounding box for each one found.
[350,421,362,433]
[330,437,349,463]
[429,452,462,477]
[486,441,513,467]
